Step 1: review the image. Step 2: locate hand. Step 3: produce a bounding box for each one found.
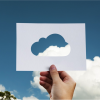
[39,64,76,100]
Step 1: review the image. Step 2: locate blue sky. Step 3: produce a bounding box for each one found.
[0,1,100,100]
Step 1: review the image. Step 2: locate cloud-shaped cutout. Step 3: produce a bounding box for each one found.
[31,33,71,56]
[37,44,71,56]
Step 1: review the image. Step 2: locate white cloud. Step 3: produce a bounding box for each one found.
[37,44,71,56]
[0,84,6,92]
[30,73,46,92]
[10,90,18,94]
[69,56,100,99]
[46,94,50,98]
[30,56,100,99]
[23,96,39,100]
[32,71,40,77]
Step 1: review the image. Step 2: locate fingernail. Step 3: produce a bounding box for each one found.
[50,65,56,70]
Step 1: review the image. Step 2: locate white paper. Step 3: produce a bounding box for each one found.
[16,23,86,71]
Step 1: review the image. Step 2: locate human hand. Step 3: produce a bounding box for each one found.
[39,64,76,100]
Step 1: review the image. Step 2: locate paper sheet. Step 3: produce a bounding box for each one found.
[16,23,86,71]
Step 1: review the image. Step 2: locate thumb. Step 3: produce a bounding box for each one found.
[49,65,61,84]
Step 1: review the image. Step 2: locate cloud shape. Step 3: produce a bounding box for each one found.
[30,76,46,93]
[30,56,100,99]
[37,44,71,56]
[31,33,70,56]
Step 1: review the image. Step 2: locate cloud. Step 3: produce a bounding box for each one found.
[30,73,47,92]
[0,84,5,92]
[37,44,71,56]
[23,96,39,100]
[32,71,40,77]
[46,94,50,98]
[70,56,100,99]
[10,90,18,94]
[31,33,69,56]
[30,56,100,99]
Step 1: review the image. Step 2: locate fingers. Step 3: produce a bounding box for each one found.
[40,65,71,84]
[40,71,49,76]
[40,71,52,79]
[40,76,52,84]
[39,81,51,94]
[40,71,71,80]
[49,65,61,84]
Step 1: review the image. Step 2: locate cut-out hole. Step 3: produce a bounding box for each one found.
[31,33,71,56]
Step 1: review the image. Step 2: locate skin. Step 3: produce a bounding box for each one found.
[39,64,76,100]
